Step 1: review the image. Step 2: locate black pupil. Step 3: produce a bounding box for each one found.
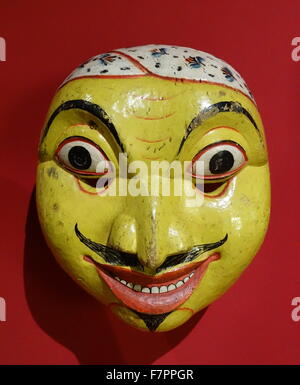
[68,146,92,170]
[209,150,234,174]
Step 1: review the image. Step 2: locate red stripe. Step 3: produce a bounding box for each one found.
[204,125,240,134]
[177,307,195,315]
[59,74,147,89]
[111,50,150,74]
[134,112,175,120]
[135,136,170,143]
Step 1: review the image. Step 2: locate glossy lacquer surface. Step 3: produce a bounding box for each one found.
[36,45,270,332]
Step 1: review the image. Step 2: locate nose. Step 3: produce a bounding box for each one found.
[108,195,194,272]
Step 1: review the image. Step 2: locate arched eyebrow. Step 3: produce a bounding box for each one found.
[41,99,124,151]
[177,101,261,154]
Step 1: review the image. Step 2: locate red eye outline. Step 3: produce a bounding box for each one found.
[55,136,112,176]
[189,140,248,180]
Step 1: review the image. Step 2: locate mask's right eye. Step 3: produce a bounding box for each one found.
[55,136,110,176]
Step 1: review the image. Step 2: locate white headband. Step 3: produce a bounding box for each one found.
[62,44,254,101]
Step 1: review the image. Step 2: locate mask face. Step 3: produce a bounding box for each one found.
[36,45,270,332]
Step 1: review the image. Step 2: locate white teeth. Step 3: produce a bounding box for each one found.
[133,284,142,292]
[115,272,194,293]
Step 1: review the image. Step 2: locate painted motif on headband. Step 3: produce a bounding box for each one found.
[62,44,254,101]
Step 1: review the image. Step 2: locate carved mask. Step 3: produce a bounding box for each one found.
[37,45,270,332]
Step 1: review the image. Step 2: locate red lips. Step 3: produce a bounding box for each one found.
[84,254,220,314]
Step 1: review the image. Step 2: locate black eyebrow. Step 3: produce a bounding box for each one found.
[41,99,124,151]
[177,101,260,154]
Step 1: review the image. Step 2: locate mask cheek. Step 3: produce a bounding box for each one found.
[183,168,269,315]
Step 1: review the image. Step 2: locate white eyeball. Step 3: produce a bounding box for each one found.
[192,141,247,179]
[56,137,109,175]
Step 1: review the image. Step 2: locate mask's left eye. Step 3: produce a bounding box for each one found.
[55,136,110,176]
[190,140,247,180]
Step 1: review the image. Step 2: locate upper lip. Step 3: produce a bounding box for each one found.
[84,255,204,285]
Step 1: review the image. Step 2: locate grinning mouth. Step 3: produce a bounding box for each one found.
[84,253,220,314]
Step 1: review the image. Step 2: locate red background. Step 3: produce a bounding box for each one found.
[0,0,299,365]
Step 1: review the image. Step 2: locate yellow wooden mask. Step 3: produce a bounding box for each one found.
[36,45,270,332]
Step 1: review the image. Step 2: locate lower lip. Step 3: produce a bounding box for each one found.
[93,254,220,315]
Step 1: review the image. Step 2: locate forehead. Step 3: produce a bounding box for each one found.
[42,77,266,163]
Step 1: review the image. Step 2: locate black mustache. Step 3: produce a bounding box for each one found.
[75,224,144,270]
[157,234,228,272]
[75,224,228,272]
